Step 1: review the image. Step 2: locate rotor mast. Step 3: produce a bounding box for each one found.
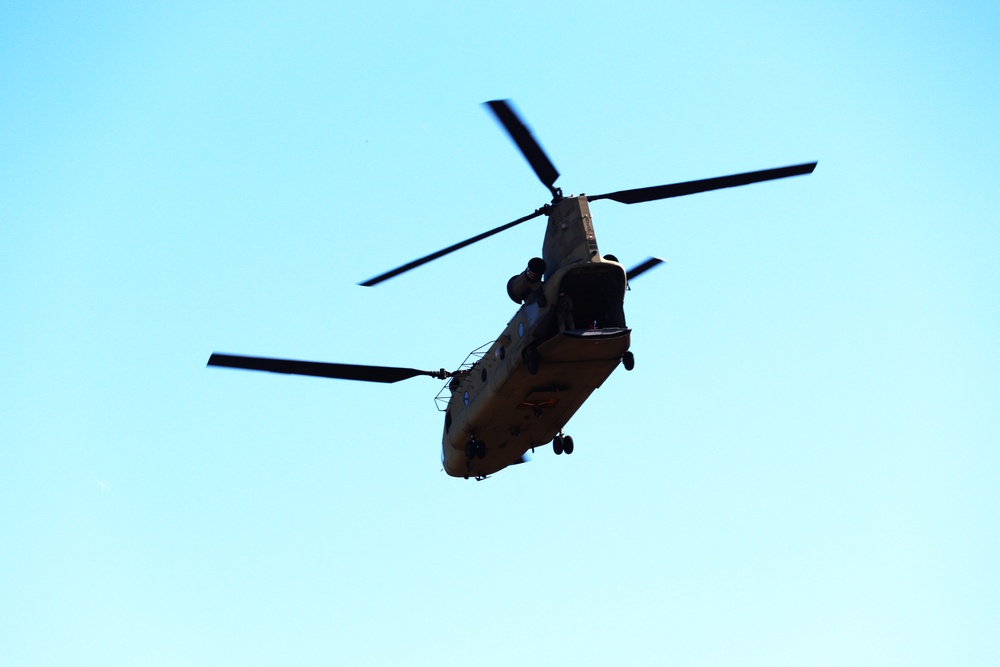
[542,195,600,280]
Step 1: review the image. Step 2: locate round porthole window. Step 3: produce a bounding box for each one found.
[495,346,506,360]
[463,391,470,406]
[518,322,525,337]
[481,368,488,382]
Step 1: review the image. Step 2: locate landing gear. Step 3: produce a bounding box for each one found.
[465,438,486,460]
[552,433,574,455]
[622,350,635,371]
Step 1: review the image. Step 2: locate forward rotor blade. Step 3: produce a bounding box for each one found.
[208,353,450,383]
[626,257,664,281]
[360,207,547,286]
[485,100,560,197]
[589,162,817,205]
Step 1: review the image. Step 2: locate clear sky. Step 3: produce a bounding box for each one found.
[2,2,998,665]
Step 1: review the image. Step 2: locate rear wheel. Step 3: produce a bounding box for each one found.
[552,435,564,455]
[622,350,635,371]
[563,436,575,455]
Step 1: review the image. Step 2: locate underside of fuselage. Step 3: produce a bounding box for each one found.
[442,326,630,478]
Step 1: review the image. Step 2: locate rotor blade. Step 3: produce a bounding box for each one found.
[485,100,560,196]
[588,162,817,205]
[208,353,449,383]
[360,207,547,286]
[626,257,664,281]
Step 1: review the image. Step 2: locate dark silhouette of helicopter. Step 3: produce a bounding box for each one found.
[209,100,816,480]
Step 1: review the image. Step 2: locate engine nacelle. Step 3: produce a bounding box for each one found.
[506,257,547,303]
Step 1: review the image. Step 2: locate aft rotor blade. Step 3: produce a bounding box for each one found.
[626,257,664,281]
[588,162,817,205]
[208,353,449,383]
[485,100,560,197]
[360,207,547,286]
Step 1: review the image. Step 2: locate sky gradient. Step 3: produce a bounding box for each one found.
[2,2,998,665]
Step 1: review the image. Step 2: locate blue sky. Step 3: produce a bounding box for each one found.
[2,2,998,665]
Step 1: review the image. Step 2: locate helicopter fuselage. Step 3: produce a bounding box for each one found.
[441,196,631,478]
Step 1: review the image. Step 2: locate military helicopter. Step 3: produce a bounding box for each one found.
[209,100,816,480]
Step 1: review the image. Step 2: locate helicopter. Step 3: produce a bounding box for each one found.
[209,99,816,480]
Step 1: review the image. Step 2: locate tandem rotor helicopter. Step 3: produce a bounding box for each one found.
[209,100,816,480]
